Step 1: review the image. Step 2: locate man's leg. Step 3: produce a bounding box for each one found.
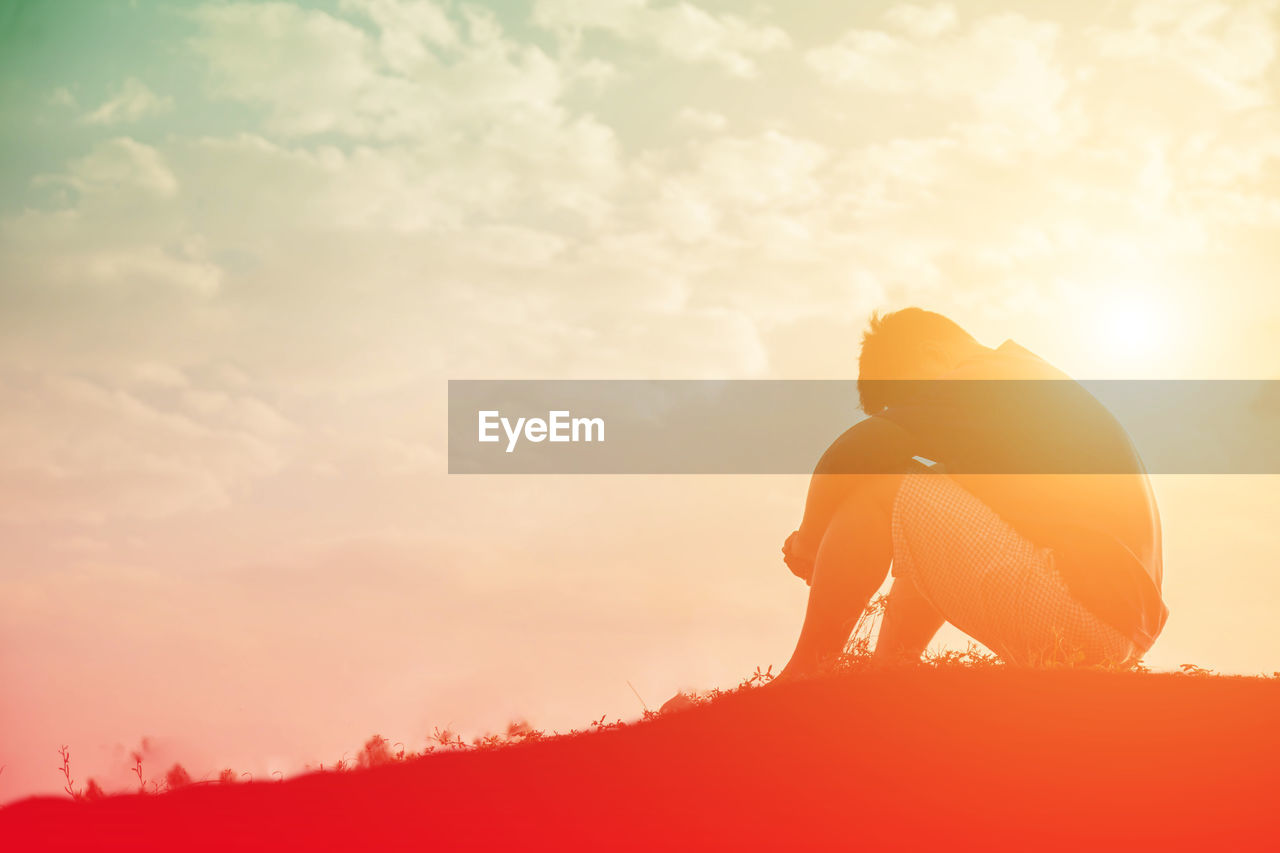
[872,576,945,664]
[779,475,901,679]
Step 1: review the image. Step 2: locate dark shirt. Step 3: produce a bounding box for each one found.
[837,341,1168,650]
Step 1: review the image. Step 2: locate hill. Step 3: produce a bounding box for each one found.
[3,667,1277,851]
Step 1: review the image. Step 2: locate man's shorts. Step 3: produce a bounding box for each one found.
[890,473,1137,667]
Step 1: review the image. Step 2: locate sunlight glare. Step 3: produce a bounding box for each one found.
[1088,288,1176,372]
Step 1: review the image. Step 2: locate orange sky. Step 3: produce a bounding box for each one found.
[2,0,1279,802]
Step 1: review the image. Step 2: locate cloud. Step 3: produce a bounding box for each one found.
[190,2,388,137]
[185,2,621,224]
[83,77,174,125]
[188,1,603,144]
[0,233,218,316]
[48,86,78,109]
[648,130,827,243]
[806,13,1069,157]
[1075,0,1280,231]
[4,138,221,309]
[338,0,458,72]
[5,2,1280,529]
[61,137,180,198]
[75,245,222,296]
[688,131,827,208]
[883,3,957,39]
[0,369,288,524]
[20,0,1274,403]
[1091,0,1277,108]
[676,107,727,132]
[533,0,789,76]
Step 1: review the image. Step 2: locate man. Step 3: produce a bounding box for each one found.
[776,308,1168,678]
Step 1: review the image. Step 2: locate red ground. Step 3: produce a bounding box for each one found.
[4,667,1277,851]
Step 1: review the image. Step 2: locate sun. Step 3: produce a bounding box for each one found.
[1100,293,1163,356]
[1079,286,1184,376]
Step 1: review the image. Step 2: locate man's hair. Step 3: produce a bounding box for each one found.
[857,308,978,414]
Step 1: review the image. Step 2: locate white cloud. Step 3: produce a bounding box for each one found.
[645,130,829,253]
[828,137,957,219]
[48,86,78,109]
[186,1,622,226]
[6,138,218,303]
[1097,0,1277,96]
[191,2,387,137]
[9,0,1280,527]
[807,13,1062,100]
[83,77,174,125]
[188,2,597,141]
[2,194,220,303]
[676,107,727,132]
[130,362,191,389]
[806,13,1070,156]
[1090,0,1277,110]
[883,3,957,39]
[0,370,288,524]
[75,245,222,296]
[179,1,628,241]
[533,0,789,76]
[339,0,458,72]
[664,130,827,209]
[1076,0,1280,231]
[61,137,180,198]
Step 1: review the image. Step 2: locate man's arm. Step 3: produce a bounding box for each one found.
[789,416,915,572]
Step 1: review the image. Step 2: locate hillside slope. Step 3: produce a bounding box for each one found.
[4,668,1278,851]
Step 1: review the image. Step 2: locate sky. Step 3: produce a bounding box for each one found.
[2,0,1280,801]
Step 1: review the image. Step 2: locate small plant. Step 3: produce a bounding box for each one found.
[505,720,545,742]
[841,593,890,660]
[165,764,192,790]
[589,715,625,731]
[358,735,393,768]
[472,732,507,749]
[1179,663,1215,676]
[58,745,79,799]
[430,727,465,750]
[131,751,146,793]
[923,643,1002,669]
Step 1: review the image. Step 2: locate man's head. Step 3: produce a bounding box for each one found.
[857,308,985,414]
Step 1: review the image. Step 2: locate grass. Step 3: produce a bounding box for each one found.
[34,593,1269,807]
[6,663,1278,851]
[8,596,1279,850]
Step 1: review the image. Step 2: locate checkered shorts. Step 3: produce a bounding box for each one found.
[890,473,1136,667]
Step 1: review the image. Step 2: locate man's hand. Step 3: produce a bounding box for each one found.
[782,530,815,585]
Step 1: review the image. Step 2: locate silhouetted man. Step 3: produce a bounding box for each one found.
[777,308,1168,678]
